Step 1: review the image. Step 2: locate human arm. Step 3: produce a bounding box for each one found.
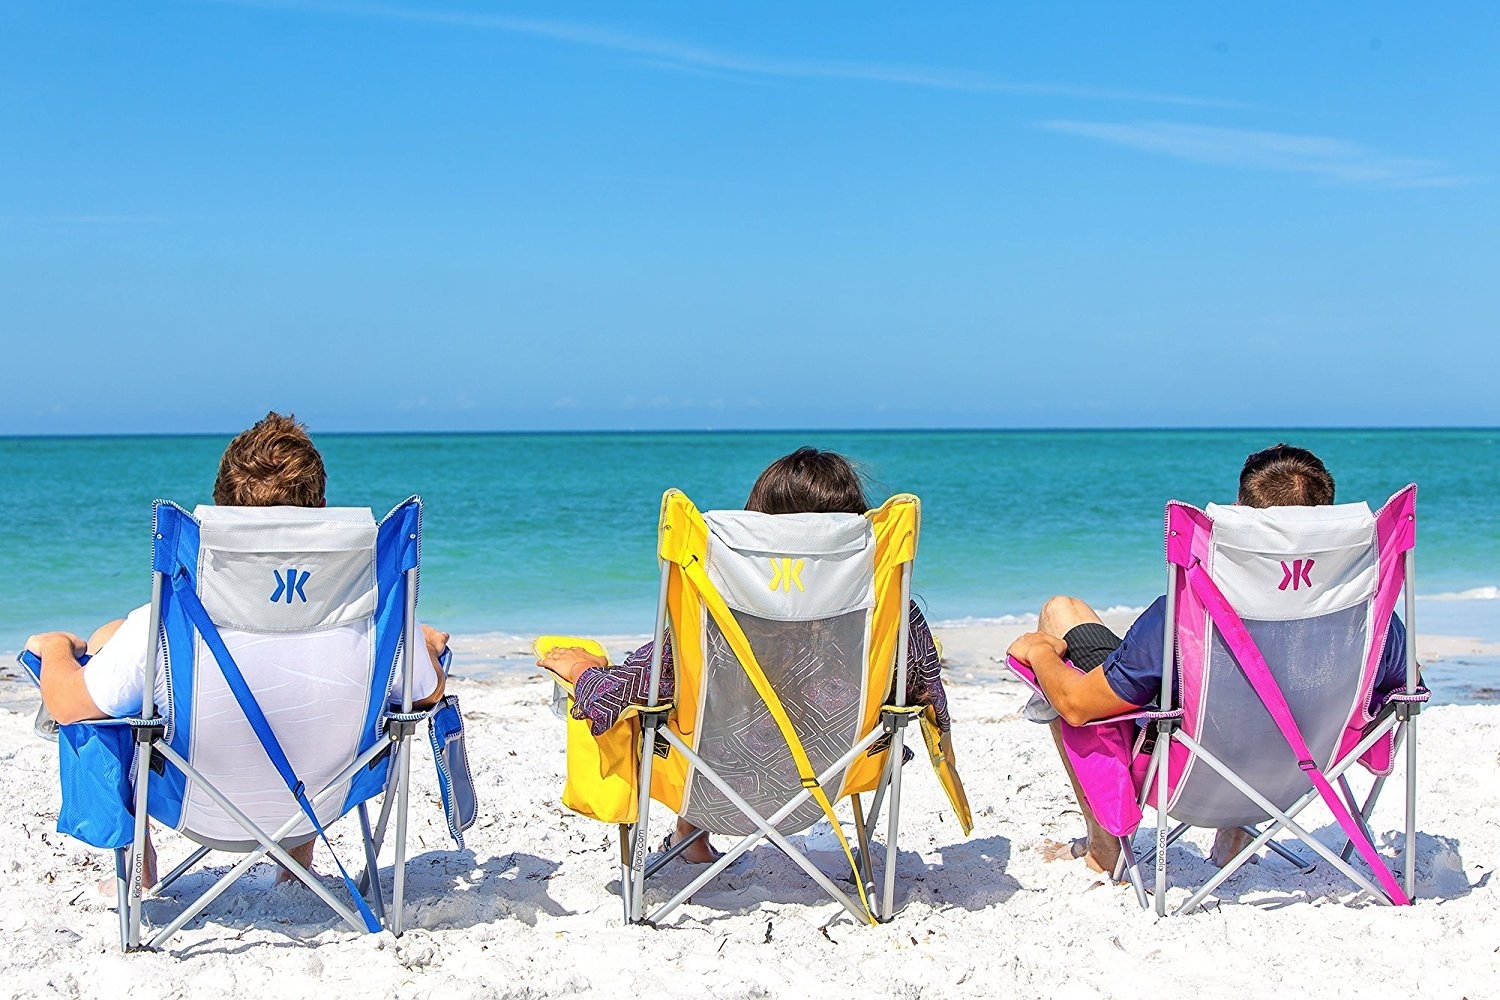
[28,632,108,725]
[1371,615,1421,708]
[553,640,676,737]
[903,605,951,731]
[1006,631,1138,727]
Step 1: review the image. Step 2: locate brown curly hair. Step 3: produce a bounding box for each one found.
[212,412,327,507]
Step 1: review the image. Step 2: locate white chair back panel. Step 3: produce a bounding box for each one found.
[180,621,373,844]
[704,511,875,622]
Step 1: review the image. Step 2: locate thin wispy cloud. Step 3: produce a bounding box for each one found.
[1041,120,1463,187]
[200,0,1239,108]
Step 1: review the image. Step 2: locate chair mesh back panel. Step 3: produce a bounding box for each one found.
[679,509,876,837]
[681,610,869,836]
[1172,607,1368,828]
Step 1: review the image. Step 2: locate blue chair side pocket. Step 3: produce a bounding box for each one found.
[428,695,478,848]
[57,721,136,850]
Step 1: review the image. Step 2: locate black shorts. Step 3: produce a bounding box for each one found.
[1062,622,1124,672]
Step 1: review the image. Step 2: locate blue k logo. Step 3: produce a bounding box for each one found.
[270,568,311,604]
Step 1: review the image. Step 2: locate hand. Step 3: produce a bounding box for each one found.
[1007,631,1067,666]
[537,646,608,684]
[25,632,87,660]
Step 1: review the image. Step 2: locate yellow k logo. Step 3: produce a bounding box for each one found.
[767,557,806,593]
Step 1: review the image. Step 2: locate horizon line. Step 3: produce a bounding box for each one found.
[2,424,1495,442]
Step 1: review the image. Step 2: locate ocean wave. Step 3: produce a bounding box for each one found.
[1420,587,1498,602]
[934,605,1149,629]
[932,614,1039,628]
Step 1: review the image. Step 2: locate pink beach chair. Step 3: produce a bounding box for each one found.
[1011,486,1427,915]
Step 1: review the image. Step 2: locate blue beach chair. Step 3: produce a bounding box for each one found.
[21,498,475,950]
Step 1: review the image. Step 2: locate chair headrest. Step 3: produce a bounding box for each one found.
[1201,502,1377,619]
[703,510,876,621]
[190,505,379,632]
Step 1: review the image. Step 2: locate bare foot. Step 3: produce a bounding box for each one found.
[1040,836,1118,874]
[662,819,722,865]
[1210,828,1259,867]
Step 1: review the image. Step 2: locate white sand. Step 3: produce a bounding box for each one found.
[1,625,1496,999]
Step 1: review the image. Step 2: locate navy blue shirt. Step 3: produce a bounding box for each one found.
[1102,596,1410,709]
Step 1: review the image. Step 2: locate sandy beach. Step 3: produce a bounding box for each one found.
[1,619,1496,999]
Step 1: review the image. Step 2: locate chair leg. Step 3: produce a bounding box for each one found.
[1404,716,1418,899]
[390,738,412,936]
[1135,822,1191,870]
[617,825,632,924]
[1242,825,1314,872]
[850,794,878,916]
[629,715,665,923]
[881,726,908,921]
[114,848,130,951]
[357,803,387,923]
[1335,776,1381,864]
[126,739,154,950]
[1117,836,1149,909]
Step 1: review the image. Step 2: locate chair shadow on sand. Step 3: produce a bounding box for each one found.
[1144,826,1475,912]
[614,833,1019,926]
[152,849,570,955]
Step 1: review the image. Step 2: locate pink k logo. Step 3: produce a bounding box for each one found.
[1279,558,1315,591]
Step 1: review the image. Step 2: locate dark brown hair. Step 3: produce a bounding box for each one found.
[745,447,869,515]
[1238,443,1335,508]
[212,411,327,507]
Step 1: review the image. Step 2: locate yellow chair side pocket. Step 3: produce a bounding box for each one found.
[562,699,640,824]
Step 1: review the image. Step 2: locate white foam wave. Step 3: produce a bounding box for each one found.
[1419,587,1499,602]
[932,614,1039,629]
[934,605,1150,629]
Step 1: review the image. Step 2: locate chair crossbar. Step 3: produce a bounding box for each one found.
[357,803,387,923]
[141,732,397,946]
[1172,732,1394,914]
[643,828,710,880]
[154,846,213,895]
[1122,708,1408,913]
[643,725,883,925]
[149,745,367,943]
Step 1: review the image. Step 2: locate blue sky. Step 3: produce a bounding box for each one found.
[2,1,1496,433]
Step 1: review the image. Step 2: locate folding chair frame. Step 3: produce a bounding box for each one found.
[620,557,916,926]
[109,564,434,951]
[1121,539,1423,916]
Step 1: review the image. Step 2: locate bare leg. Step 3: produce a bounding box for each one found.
[276,840,317,883]
[1210,827,1258,867]
[1038,596,1104,641]
[1040,721,1121,874]
[1031,597,1120,872]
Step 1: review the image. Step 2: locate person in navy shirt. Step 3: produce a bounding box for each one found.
[1007,444,1413,875]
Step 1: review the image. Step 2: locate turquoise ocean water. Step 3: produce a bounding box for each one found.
[2,429,1496,700]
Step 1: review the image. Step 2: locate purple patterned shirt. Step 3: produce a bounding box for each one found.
[572,602,950,737]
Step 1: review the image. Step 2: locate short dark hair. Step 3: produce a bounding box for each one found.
[1238,444,1334,507]
[213,412,327,507]
[745,448,870,515]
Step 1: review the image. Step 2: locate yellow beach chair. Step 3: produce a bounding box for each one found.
[557,490,970,926]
